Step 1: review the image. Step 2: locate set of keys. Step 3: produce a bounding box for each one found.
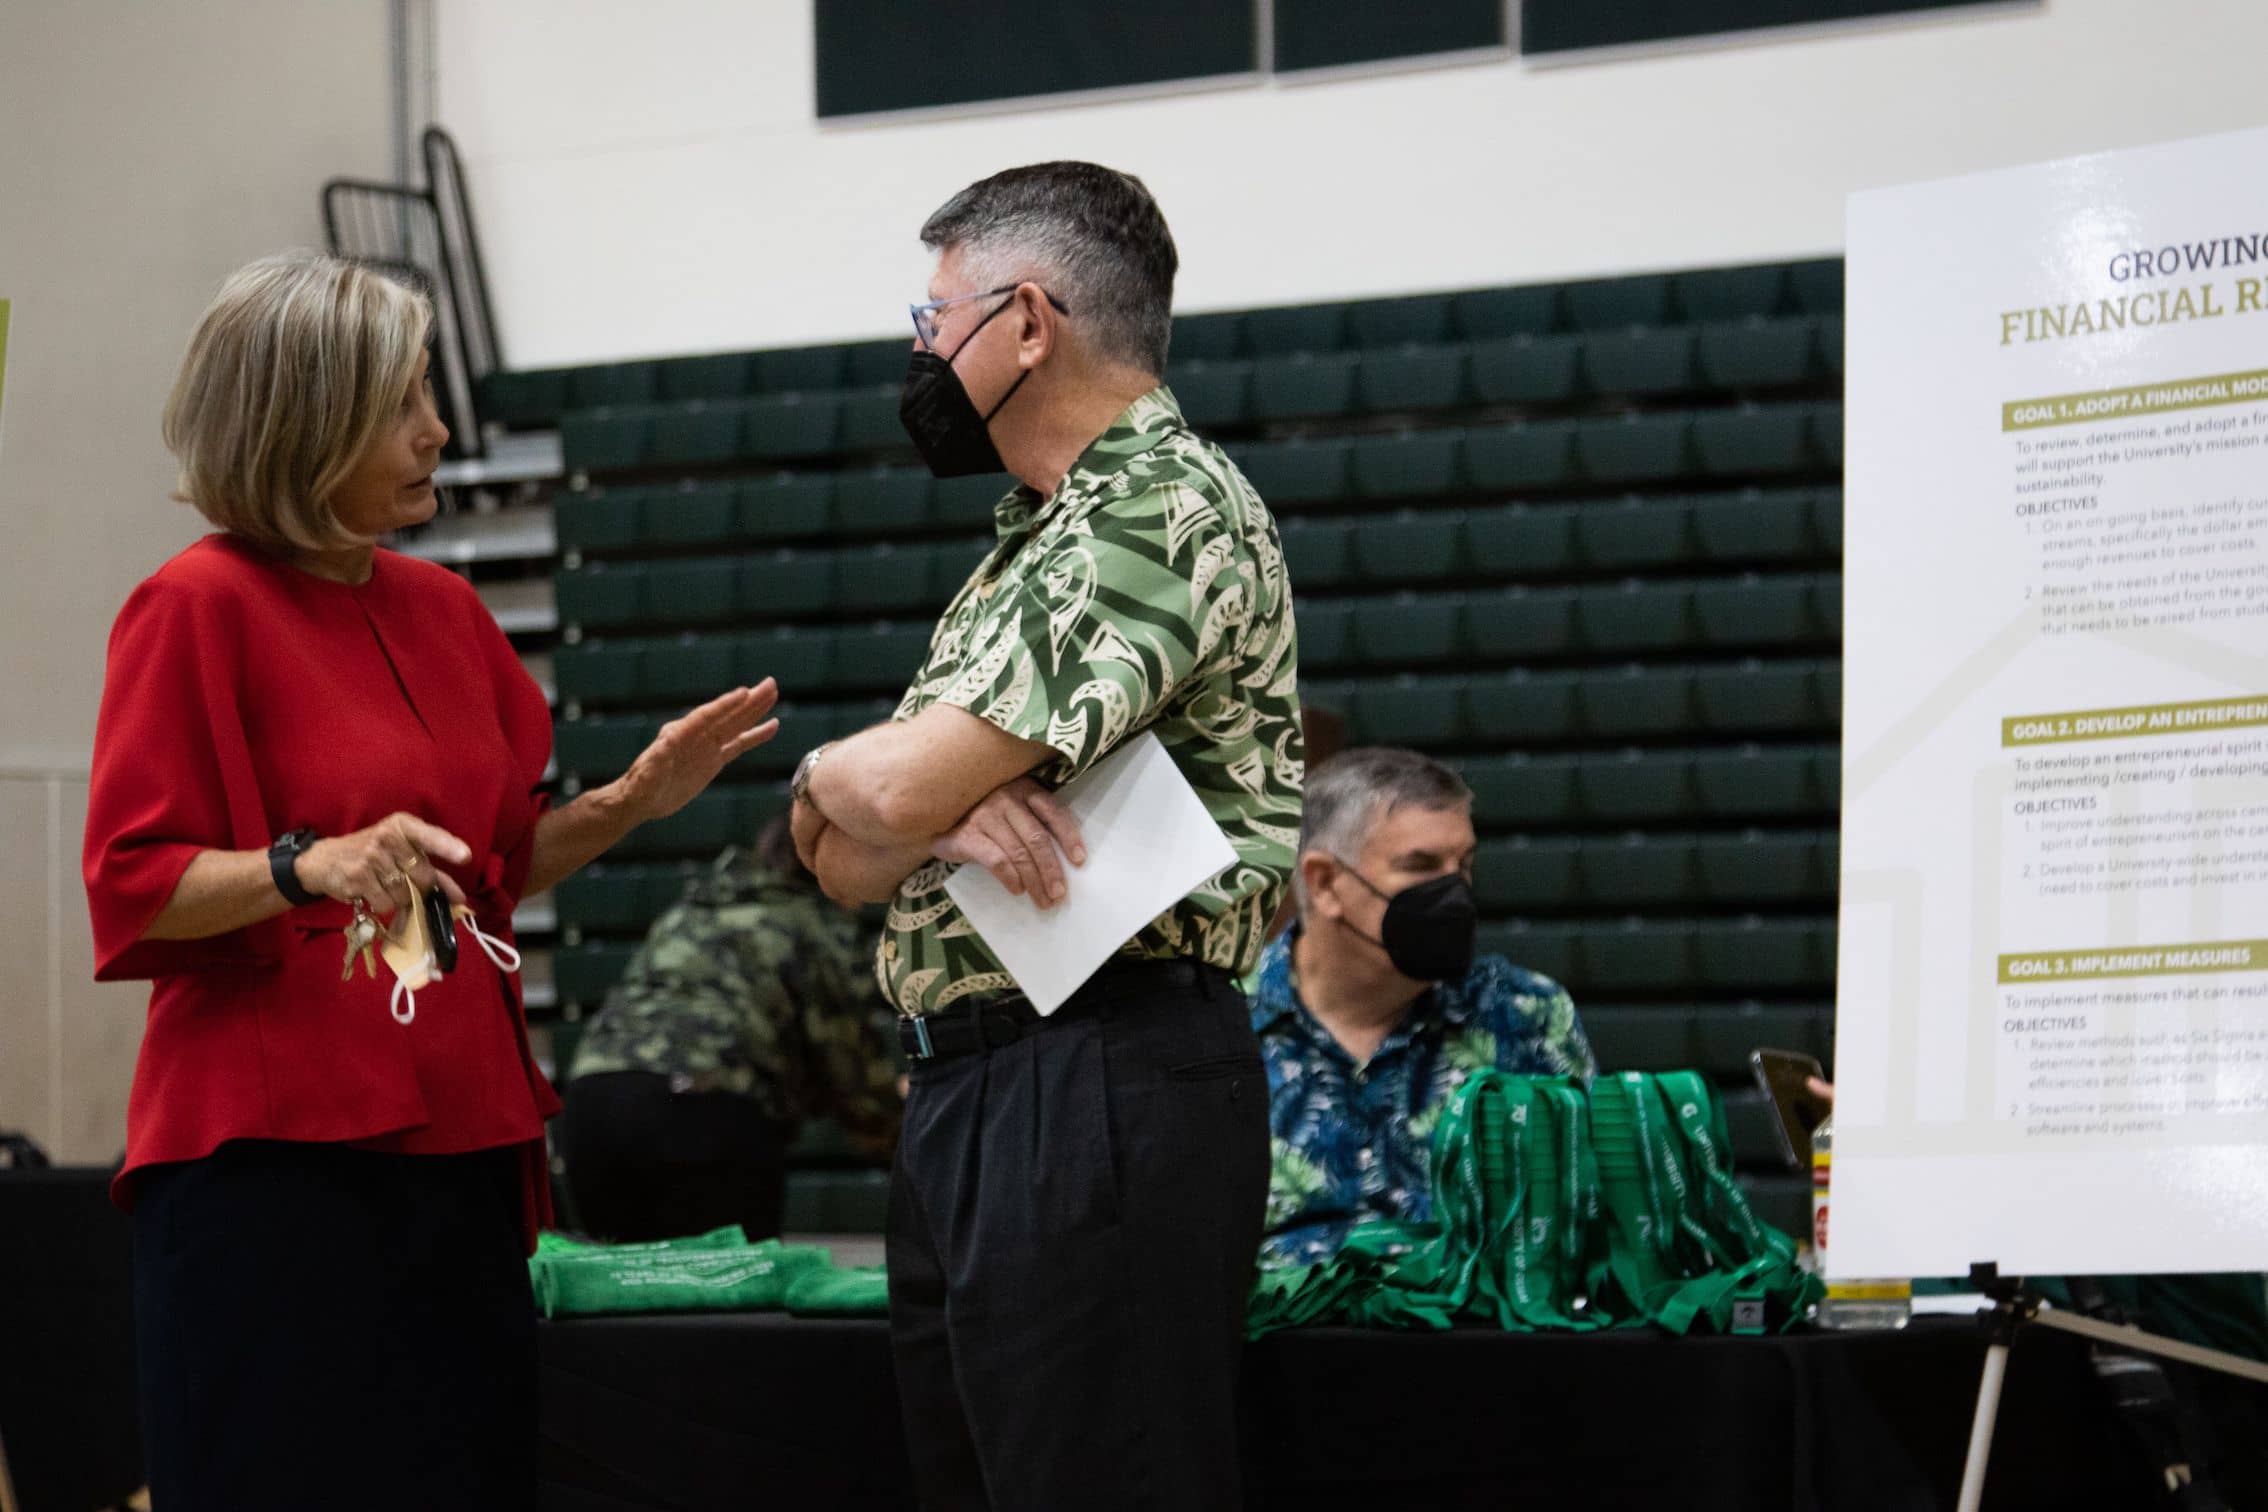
[341,900,385,981]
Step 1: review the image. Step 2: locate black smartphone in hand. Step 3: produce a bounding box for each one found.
[1749,1047,1829,1170]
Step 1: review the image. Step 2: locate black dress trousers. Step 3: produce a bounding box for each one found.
[886,958,1271,1511]
[131,1139,537,1512]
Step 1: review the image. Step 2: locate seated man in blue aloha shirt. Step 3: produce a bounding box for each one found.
[1253,747,1596,1267]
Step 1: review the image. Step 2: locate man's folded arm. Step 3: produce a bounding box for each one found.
[806,703,1058,848]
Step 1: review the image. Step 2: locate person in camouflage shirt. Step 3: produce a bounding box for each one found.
[787,162,1297,1511]
[558,813,900,1243]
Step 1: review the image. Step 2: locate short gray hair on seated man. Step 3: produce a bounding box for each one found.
[1293,747,1473,913]
[919,160,1179,377]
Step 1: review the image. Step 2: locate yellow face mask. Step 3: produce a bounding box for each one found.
[376,884,522,1026]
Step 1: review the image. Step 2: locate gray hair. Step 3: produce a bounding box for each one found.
[1294,747,1473,913]
[919,161,1178,376]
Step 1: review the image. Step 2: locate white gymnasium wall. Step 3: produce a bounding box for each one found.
[0,1,397,1160]
[439,0,2268,370]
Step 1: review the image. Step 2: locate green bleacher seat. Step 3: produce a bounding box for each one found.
[1353,592,1462,664]
[1296,599,1355,669]
[1692,743,1822,818]
[1468,335,1582,404]
[1466,669,1580,743]
[556,862,693,936]
[554,488,643,557]
[1475,920,1581,984]
[1696,571,1826,648]
[1579,664,1695,738]
[1577,748,1695,822]
[1693,488,1814,563]
[1295,675,1354,721]
[1740,1176,1811,1240]
[1468,504,1576,577]
[742,393,842,460]
[1464,752,1579,828]
[658,352,753,402]
[754,345,847,392]
[553,639,642,706]
[554,562,644,630]
[743,624,834,687]
[561,408,653,475]
[1581,327,1696,396]
[846,338,912,387]
[1693,658,1828,733]
[1166,360,1253,427]
[1693,1003,1829,1076]
[1466,422,1576,490]
[569,362,659,410]
[837,385,910,452]
[1810,402,1844,466]
[1352,430,1462,498]
[1696,917,1834,990]
[1564,275,1672,331]
[1816,747,1842,810]
[641,630,737,700]
[1251,351,1360,420]
[1694,403,1812,477]
[1475,836,1580,911]
[836,542,938,614]
[478,369,569,429]
[834,467,933,536]
[1697,829,1828,903]
[1788,259,1844,314]
[1674,265,1790,322]
[1579,834,1699,909]
[834,621,934,692]
[1172,311,1246,361]
[1351,673,1467,745]
[1817,321,1845,375]
[1697,317,1817,390]
[1349,294,1456,348]
[933,473,1011,529]
[1353,508,1464,582]
[646,560,739,625]
[1234,438,1351,505]
[1575,497,1696,570]
[622,786,748,858]
[1579,1006,1695,1073]
[644,480,737,547]
[1467,586,1577,660]
[739,548,837,619]
[553,940,639,1009]
[1576,413,1693,484]
[929,537,994,603]
[1584,918,1696,992]
[1813,573,1842,639]
[1576,580,1696,654]
[1357,346,1468,414]
[649,400,742,466]
[554,713,662,780]
[1454,286,1562,339]
[1813,489,1843,555]
[736,473,834,542]
[1245,304,1347,355]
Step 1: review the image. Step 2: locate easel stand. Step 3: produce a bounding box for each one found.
[1957,1263,2268,1512]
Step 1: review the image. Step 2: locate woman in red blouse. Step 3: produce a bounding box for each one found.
[82,253,778,1511]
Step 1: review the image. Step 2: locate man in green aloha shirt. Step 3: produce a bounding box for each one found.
[559,813,901,1243]
[790,161,1302,1510]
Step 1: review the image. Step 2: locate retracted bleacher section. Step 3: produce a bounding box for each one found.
[508,257,1846,1233]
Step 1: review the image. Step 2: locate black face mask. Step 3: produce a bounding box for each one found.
[900,294,1030,478]
[1338,865,1479,983]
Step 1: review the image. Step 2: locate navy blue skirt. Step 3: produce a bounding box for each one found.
[131,1140,536,1512]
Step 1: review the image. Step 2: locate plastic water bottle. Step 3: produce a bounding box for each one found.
[1811,1116,1912,1329]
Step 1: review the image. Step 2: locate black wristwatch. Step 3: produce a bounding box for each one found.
[268,828,322,907]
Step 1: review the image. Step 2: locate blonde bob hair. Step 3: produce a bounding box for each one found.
[163,252,433,550]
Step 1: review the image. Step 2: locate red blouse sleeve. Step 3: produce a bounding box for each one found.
[83,572,290,980]
[474,593,554,905]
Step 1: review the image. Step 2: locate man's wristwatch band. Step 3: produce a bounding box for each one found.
[790,742,834,806]
[268,828,322,907]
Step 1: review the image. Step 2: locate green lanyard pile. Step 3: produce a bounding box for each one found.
[1247,1070,1820,1339]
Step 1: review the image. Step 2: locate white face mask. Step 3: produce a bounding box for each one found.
[379,885,521,1025]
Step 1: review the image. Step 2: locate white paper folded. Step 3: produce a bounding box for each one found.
[943,731,1236,1015]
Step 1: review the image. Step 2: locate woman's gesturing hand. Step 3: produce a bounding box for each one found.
[620,681,782,824]
[932,777,1085,909]
[299,813,473,917]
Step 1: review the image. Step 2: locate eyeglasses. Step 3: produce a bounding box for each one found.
[909,284,1072,353]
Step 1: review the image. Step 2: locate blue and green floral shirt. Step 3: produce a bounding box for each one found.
[1251,932,1598,1267]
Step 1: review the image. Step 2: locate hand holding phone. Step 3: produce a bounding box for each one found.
[1749,1047,1831,1170]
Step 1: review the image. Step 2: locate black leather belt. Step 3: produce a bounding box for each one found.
[897,957,1230,1062]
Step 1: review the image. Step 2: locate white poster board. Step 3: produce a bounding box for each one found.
[1836,126,2268,1278]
